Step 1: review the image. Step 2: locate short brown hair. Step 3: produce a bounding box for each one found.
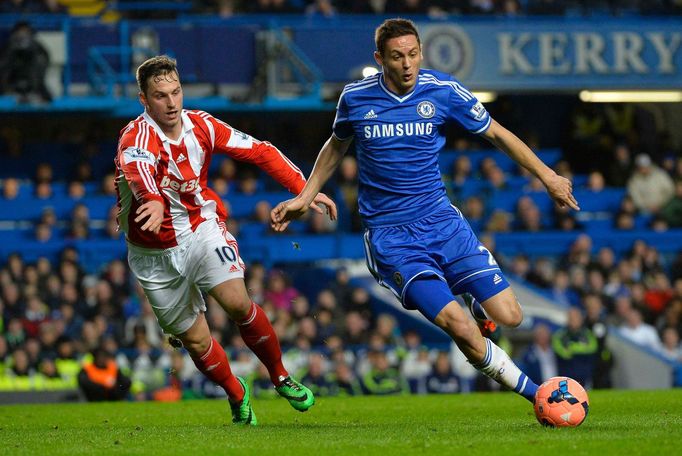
[374,18,420,56]
[136,55,179,95]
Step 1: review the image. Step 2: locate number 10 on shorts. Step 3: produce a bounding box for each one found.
[214,246,237,264]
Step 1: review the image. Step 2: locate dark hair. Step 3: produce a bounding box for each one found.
[136,55,179,95]
[374,18,420,56]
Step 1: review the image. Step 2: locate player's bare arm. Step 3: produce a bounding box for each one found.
[271,135,351,232]
[482,119,580,211]
[135,199,164,234]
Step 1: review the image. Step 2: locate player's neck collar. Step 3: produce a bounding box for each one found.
[142,110,193,145]
[378,73,418,103]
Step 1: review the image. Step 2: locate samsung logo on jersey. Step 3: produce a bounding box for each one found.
[364,122,434,139]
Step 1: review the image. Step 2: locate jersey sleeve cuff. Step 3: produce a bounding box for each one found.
[473,116,492,135]
[332,131,354,142]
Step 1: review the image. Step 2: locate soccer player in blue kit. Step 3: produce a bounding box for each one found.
[271,18,580,403]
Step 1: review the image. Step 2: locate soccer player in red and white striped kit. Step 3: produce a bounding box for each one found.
[115,55,335,425]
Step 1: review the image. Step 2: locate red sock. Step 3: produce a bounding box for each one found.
[190,337,244,403]
[238,303,288,385]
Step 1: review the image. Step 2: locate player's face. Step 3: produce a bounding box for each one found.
[140,71,183,136]
[375,34,422,95]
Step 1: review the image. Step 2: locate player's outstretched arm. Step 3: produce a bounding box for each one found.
[271,135,351,232]
[482,119,580,211]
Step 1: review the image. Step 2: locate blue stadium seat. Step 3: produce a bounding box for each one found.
[572,188,625,213]
[225,192,294,219]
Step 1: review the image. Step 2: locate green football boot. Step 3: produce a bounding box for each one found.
[275,376,315,412]
[230,377,257,426]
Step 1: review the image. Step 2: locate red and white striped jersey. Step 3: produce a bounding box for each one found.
[115,109,306,249]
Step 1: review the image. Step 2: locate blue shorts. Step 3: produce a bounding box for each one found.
[363,204,509,317]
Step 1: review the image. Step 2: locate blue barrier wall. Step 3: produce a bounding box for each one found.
[2,15,680,91]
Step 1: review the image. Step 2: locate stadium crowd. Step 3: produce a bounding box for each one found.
[1,0,681,18]
[1,103,682,400]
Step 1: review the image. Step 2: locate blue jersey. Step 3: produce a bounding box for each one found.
[332,69,491,227]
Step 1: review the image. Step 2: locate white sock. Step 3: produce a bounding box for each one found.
[472,338,538,402]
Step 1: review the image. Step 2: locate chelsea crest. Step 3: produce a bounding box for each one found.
[417,101,435,119]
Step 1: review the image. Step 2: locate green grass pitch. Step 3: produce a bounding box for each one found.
[1,390,681,455]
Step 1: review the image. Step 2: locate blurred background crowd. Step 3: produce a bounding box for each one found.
[3,0,682,18]
[1,0,681,402]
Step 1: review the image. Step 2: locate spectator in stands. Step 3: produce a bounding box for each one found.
[236,168,260,195]
[328,266,353,309]
[308,209,338,233]
[583,293,613,388]
[34,181,52,199]
[211,0,238,18]
[1,177,20,200]
[347,286,371,319]
[614,210,635,230]
[552,308,597,387]
[252,200,273,225]
[519,324,557,386]
[555,209,579,231]
[78,347,131,401]
[462,196,485,232]
[362,350,408,395]
[100,173,117,196]
[343,311,369,346]
[451,155,472,187]
[264,269,299,312]
[660,180,682,227]
[34,222,53,243]
[656,297,682,338]
[526,257,554,288]
[606,143,634,187]
[627,154,675,214]
[550,270,579,308]
[586,170,606,192]
[372,312,398,343]
[300,353,332,396]
[399,330,431,392]
[485,209,512,233]
[336,156,362,232]
[619,307,662,352]
[486,166,508,191]
[643,271,673,318]
[124,300,163,348]
[67,181,86,199]
[314,309,338,344]
[0,348,32,390]
[661,327,682,362]
[40,0,67,14]
[509,254,530,281]
[0,0,38,14]
[329,361,363,396]
[425,351,460,394]
[0,21,52,103]
[516,196,543,232]
[246,0,300,14]
[5,318,26,350]
[306,0,337,17]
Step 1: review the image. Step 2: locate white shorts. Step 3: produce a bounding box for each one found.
[127,219,245,335]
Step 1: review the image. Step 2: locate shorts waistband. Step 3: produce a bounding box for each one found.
[126,239,187,256]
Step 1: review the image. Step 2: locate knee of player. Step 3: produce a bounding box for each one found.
[181,335,211,356]
[500,301,523,328]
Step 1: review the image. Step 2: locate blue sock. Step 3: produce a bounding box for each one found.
[469,295,488,321]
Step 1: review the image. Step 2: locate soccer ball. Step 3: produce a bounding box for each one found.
[534,376,589,427]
